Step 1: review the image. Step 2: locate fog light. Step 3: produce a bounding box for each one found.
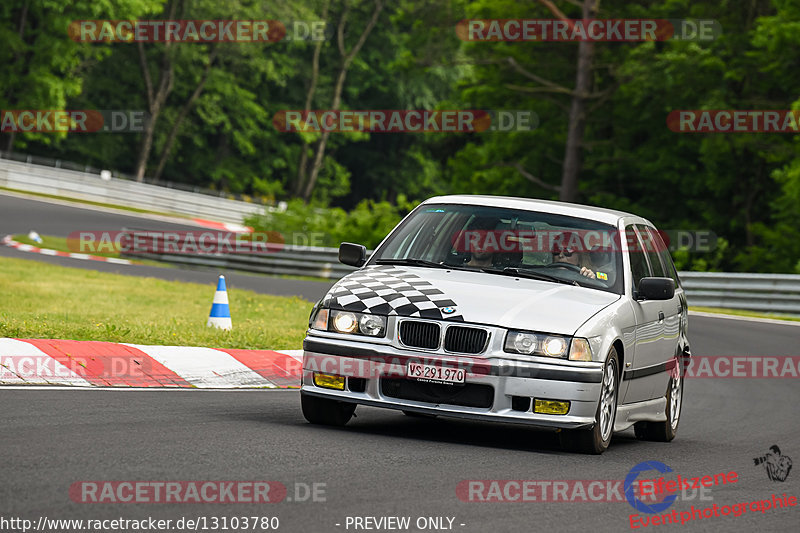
[313,372,345,390]
[534,399,570,415]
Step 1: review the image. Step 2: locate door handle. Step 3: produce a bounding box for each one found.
[658,311,665,322]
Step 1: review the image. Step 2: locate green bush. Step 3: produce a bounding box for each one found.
[245,196,418,249]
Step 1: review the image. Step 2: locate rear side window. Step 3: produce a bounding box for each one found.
[625,225,651,290]
[648,227,681,287]
[636,224,666,278]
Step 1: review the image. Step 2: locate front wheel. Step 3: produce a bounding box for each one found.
[559,347,619,454]
[301,392,356,426]
[635,358,683,442]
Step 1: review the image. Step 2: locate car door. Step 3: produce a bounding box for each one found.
[639,225,683,395]
[622,224,666,403]
[647,225,688,384]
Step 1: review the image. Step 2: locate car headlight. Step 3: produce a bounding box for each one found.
[312,308,386,337]
[506,331,537,354]
[504,330,570,358]
[359,313,385,336]
[332,311,358,333]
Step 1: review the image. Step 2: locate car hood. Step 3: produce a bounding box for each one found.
[324,265,620,336]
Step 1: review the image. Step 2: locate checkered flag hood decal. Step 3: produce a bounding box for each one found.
[325,266,463,320]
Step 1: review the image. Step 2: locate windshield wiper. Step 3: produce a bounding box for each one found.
[374,258,472,271]
[481,267,580,286]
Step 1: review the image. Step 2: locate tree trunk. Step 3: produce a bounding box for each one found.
[301,0,383,202]
[294,0,330,197]
[4,0,29,156]
[302,67,347,202]
[133,0,176,182]
[152,47,218,183]
[558,0,599,202]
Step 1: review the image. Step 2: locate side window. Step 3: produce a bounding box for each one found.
[648,227,680,286]
[625,225,651,290]
[636,224,666,278]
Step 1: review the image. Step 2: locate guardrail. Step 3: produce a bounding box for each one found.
[678,272,800,315]
[119,229,363,279]
[117,230,800,315]
[0,156,276,225]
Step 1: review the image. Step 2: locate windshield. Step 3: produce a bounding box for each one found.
[370,203,624,294]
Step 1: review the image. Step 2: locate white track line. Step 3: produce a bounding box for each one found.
[689,310,800,327]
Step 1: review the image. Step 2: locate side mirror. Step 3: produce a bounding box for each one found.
[636,277,675,301]
[339,242,367,267]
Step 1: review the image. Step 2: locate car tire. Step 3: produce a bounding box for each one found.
[634,357,683,442]
[559,347,619,455]
[301,392,356,426]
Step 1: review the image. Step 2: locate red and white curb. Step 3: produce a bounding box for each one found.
[2,235,133,265]
[0,338,302,389]
[191,218,253,233]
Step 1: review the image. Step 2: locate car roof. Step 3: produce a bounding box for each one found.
[421,195,651,226]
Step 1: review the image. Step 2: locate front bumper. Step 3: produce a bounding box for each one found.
[301,336,605,430]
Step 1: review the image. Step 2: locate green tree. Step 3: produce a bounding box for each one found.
[0,0,163,153]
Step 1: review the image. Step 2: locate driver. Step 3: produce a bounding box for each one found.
[551,233,596,279]
[464,217,500,268]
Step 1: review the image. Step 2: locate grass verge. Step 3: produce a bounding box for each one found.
[0,256,311,349]
[690,306,800,322]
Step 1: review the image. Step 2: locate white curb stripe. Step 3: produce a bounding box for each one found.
[2,235,133,265]
[0,339,92,386]
[124,344,276,388]
[276,350,304,362]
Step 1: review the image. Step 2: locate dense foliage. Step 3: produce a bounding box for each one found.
[2,0,799,271]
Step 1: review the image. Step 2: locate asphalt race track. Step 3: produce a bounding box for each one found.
[1,193,799,532]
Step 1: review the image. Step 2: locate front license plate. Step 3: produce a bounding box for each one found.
[407,362,465,384]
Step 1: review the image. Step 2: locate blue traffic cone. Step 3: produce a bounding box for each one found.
[207,275,232,330]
